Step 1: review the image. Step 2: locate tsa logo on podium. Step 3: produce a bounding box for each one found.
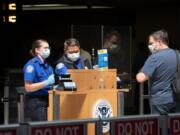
[92,99,113,133]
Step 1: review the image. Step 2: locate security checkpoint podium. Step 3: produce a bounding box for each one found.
[48,69,128,135]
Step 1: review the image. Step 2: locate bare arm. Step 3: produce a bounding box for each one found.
[24,81,45,92]
[136,72,149,83]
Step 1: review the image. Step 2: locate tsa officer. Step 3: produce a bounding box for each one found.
[23,39,55,121]
[55,38,92,77]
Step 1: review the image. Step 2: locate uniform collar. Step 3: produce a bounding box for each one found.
[34,56,48,68]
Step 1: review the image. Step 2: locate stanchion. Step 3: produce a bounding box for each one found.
[16,87,25,123]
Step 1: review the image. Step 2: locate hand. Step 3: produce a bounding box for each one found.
[44,74,55,86]
[93,64,99,69]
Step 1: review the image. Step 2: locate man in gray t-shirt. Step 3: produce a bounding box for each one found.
[136,29,180,114]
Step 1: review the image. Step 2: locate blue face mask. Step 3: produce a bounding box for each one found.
[41,48,50,59]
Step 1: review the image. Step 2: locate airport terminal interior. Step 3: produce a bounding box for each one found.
[0,0,180,125]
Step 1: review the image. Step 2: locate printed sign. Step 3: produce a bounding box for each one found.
[98,49,108,69]
[0,129,17,135]
[169,117,180,135]
[31,124,84,135]
[115,118,158,135]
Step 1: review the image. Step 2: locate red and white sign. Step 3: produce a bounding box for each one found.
[169,117,180,135]
[115,118,158,135]
[31,124,84,135]
[0,129,17,135]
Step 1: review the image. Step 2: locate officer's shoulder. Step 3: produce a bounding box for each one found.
[24,58,36,68]
[56,63,65,69]
[31,57,39,63]
[24,60,35,73]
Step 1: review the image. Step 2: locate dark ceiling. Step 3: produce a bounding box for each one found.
[22,0,179,7]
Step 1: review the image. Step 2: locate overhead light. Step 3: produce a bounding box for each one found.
[22,4,113,10]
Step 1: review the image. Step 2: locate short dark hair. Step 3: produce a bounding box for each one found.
[149,29,169,45]
[64,38,80,50]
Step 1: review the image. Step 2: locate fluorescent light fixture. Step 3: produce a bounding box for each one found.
[22,4,113,10]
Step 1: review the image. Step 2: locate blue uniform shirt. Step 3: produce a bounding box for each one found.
[141,48,177,105]
[23,56,54,95]
[55,58,83,76]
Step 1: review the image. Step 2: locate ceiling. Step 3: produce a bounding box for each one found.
[22,0,179,10]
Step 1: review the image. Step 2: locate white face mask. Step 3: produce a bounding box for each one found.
[67,52,80,62]
[108,43,118,50]
[41,48,50,59]
[148,44,157,53]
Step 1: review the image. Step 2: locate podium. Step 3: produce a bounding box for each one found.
[48,69,128,135]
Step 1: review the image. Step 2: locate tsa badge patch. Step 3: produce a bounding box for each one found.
[56,63,65,69]
[92,99,113,133]
[26,65,34,73]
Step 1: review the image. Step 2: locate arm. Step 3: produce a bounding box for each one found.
[25,74,55,92]
[24,63,55,92]
[136,72,149,83]
[25,81,46,92]
[136,55,157,83]
[84,58,92,69]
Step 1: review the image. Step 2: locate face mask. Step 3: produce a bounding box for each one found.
[41,48,50,59]
[109,43,118,50]
[148,44,157,53]
[107,43,120,54]
[67,52,80,62]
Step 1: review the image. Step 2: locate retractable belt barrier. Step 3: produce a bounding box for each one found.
[1,113,180,135]
[0,124,20,135]
[21,120,89,135]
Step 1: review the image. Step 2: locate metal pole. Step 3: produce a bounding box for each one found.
[95,120,103,135]
[139,83,144,115]
[16,87,25,123]
[19,94,24,123]
[118,92,124,116]
[129,26,132,88]
[110,120,115,135]
[159,114,168,135]
[4,85,9,124]
[101,25,104,49]
[53,91,59,120]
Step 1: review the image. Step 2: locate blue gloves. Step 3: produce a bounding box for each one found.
[44,74,55,86]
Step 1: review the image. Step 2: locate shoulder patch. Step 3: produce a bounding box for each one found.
[26,65,34,73]
[56,63,65,69]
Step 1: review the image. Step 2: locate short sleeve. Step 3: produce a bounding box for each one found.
[141,55,158,78]
[23,64,36,82]
[55,63,68,76]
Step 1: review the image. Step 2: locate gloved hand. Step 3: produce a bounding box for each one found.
[44,74,55,86]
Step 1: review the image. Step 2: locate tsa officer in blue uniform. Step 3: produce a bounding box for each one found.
[55,38,92,77]
[23,39,55,121]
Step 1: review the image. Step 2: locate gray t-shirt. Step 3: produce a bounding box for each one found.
[141,48,177,105]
